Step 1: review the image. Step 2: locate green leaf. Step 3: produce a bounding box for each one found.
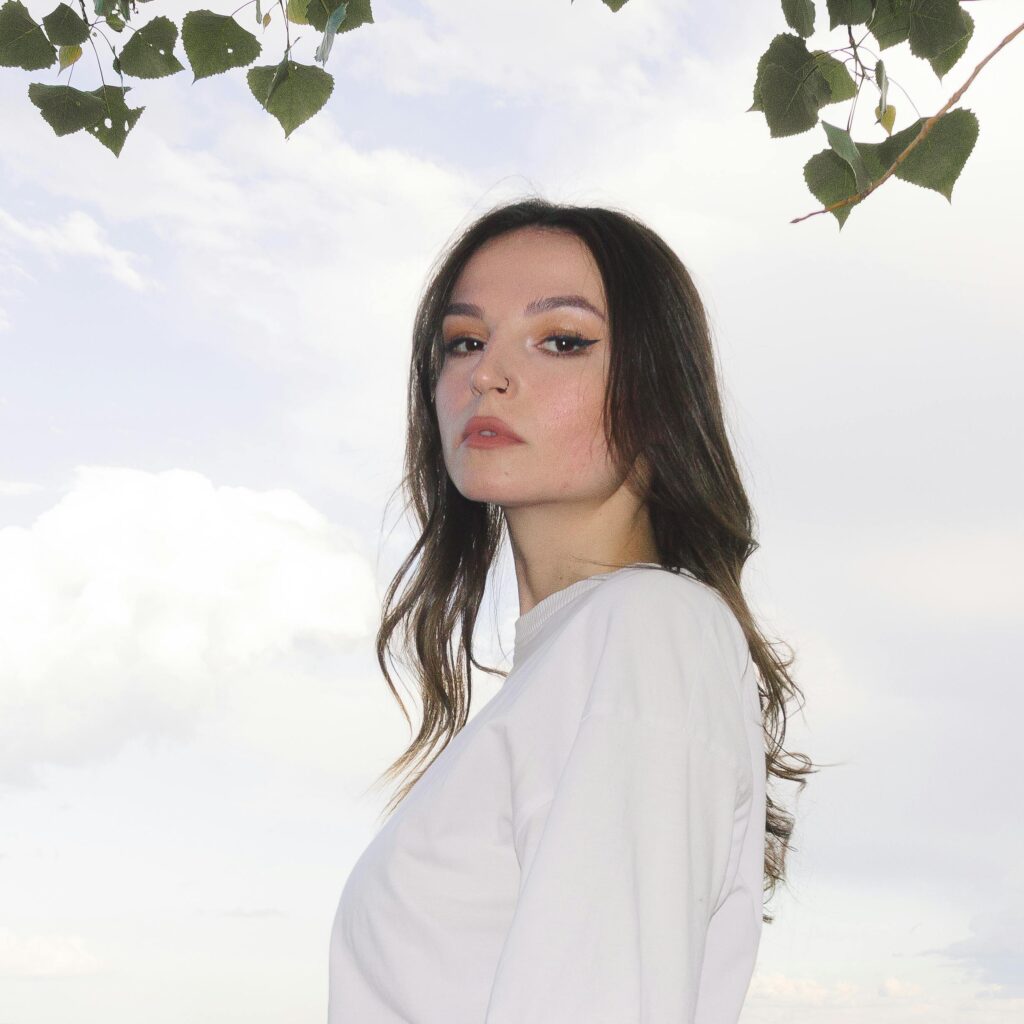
[812,50,857,105]
[247,57,334,138]
[928,7,973,81]
[180,10,261,82]
[750,34,835,137]
[306,0,372,34]
[0,0,57,70]
[908,0,969,62]
[41,2,90,45]
[116,15,184,78]
[804,107,978,224]
[859,108,979,201]
[80,82,144,155]
[803,148,862,228]
[285,0,309,25]
[857,118,918,179]
[894,107,978,201]
[601,0,630,10]
[752,34,812,99]
[781,0,815,38]
[868,0,911,50]
[750,33,814,112]
[821,119,872,193]
[826,0,874,30]
[27,81,106,135]
[758,63,818,134]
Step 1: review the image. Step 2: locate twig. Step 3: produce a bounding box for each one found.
[790,16,1024,224]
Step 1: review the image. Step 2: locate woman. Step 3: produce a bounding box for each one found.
[327,197,815,1023]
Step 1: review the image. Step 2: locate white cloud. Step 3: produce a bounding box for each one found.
[922,865,1024,998]
[0,85,485,379]
[879,976,924,998]
[0,207,150,290]
[328,0,691,106]
[748,971,864,1006]
[0,926,104,977]
[0,479,44,497]
[0,465,378,786]
[848,524,1024,627]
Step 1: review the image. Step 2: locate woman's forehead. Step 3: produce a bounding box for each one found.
[449,234,606,319]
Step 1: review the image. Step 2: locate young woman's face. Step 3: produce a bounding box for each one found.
[436,226,626,509]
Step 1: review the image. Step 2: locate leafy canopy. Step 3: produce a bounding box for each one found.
[0,0,1013,225]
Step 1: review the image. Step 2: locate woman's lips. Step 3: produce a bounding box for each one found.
[462,432,524,449]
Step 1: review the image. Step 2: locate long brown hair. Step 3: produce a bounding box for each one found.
[368,195,818,924]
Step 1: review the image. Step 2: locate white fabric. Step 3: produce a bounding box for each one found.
[328,563,766,1023]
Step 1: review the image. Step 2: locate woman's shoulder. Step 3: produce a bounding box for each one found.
[592,564,735,625]
[576,564,751,739]
[586,565,748,675]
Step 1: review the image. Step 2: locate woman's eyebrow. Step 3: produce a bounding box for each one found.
[443,295,606,322]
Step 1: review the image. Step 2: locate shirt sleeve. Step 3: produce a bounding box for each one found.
[484,577,751,1024]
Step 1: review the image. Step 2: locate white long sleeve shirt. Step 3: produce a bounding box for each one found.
[328,563,766,1023]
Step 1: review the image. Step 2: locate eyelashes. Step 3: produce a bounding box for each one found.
[441,331,600,359]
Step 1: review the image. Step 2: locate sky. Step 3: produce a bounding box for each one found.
[1,0,1023,1020]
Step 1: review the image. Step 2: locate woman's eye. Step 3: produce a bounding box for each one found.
[442,333,598,358]
[441,336,482,356]
[539,333,599,356]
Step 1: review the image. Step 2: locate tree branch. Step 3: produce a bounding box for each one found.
[791,15,1024,224]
